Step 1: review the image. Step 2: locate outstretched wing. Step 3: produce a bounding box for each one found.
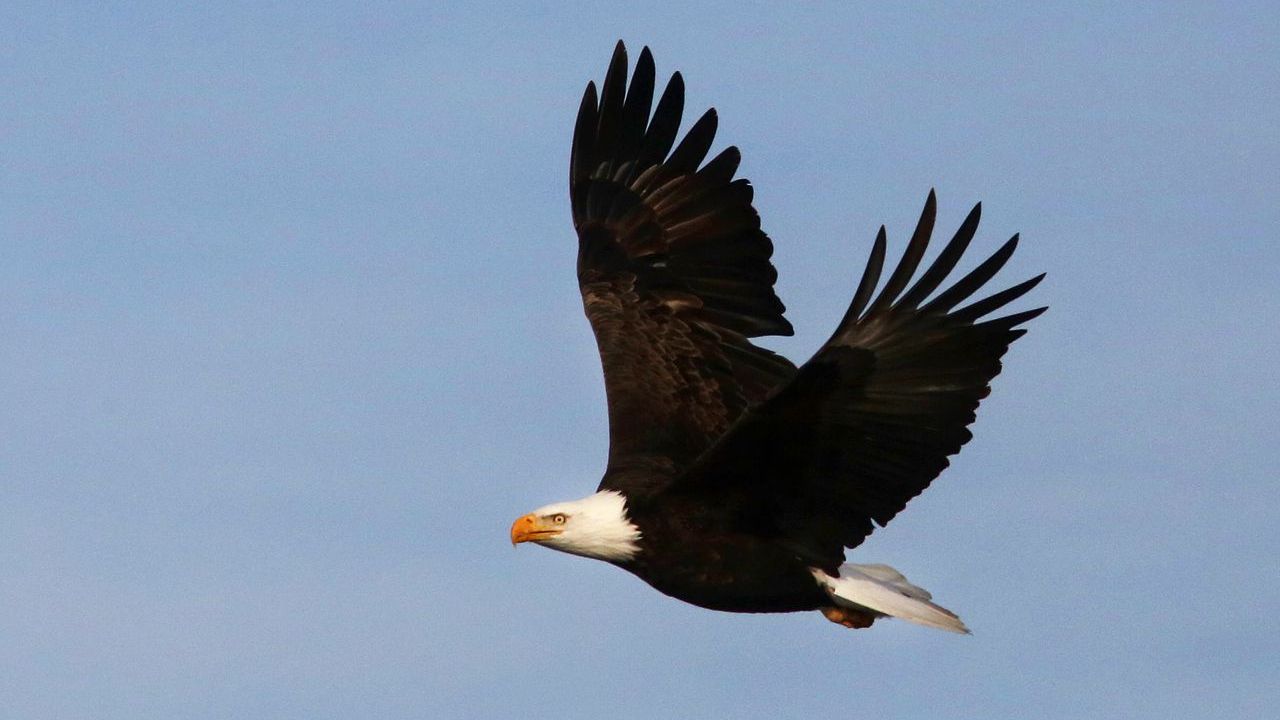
[670,192,1045,572]
[572,43,796,495]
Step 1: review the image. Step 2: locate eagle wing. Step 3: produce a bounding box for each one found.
[572,43,796,495]
[668,192,1045,572]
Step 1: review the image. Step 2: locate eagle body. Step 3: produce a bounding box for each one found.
[624,495,832,614]
[510,42,1045,634]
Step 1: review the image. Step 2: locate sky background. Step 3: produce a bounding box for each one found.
[3,2,1278,718]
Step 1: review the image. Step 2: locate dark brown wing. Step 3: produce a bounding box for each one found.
[668,192,1046,572]
[572,43,796,495]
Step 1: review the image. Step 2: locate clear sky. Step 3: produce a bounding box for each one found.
[3,2,1277,719]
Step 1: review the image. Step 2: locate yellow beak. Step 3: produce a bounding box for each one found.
[510,513,563,545]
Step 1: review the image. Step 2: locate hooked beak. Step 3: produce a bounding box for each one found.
[510,513,563,546]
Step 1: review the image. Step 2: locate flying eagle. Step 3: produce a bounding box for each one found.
[510,42,1045,633]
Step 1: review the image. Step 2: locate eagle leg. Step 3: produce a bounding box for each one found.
[820,606,877,630]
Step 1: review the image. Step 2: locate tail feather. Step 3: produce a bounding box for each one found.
[846,563,934,600]
[811,564,970,634]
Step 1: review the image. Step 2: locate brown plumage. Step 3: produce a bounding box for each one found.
[572,44,797,490]
[512,42,1045,633]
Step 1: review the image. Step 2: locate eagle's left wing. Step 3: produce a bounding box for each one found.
[666,192,1045,571]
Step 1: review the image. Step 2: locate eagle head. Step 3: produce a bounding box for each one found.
[509,490,641,562]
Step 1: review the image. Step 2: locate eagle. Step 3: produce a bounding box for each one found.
[510,42,1045,633]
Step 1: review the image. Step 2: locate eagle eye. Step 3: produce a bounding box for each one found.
[551,513,567,525]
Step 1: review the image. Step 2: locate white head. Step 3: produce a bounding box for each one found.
[509,490,641,562]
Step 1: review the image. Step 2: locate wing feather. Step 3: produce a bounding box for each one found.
[865,191,938,314]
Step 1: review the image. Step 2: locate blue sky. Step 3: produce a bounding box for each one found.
[3,2,1277,718]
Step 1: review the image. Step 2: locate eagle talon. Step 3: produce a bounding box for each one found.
[821,606,877,630]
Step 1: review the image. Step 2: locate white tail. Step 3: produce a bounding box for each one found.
[811,564,970,634]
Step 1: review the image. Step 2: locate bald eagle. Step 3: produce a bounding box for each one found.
[510,42,1045,633]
